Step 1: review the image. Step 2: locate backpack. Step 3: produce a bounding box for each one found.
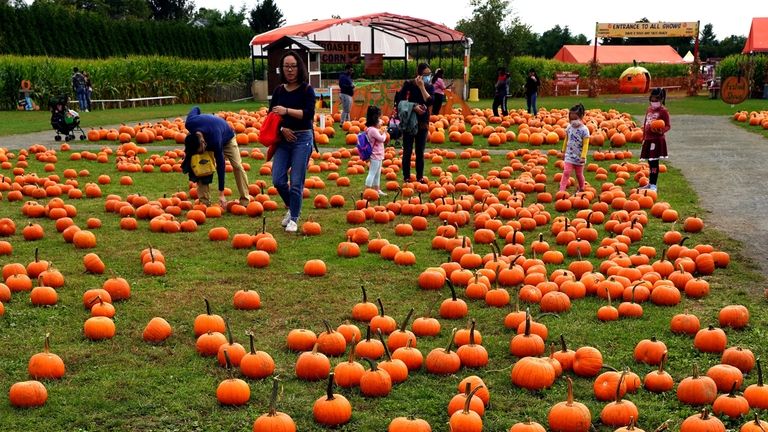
[72,73,86,90]
[356,131,373,161]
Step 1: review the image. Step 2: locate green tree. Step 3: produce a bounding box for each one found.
[532,25,590,58]
[717,35,747,57]
[699,23,718,60]
[147,0,194,21]
[248,0,284,34]
[456,0,533,64]
[194,5,246,28]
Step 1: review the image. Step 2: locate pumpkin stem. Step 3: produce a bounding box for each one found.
[524,308,531,336]
[680,236,688,247]
[360,286,368,303]
[43,332,51,353]
[247,331,256,354]
[89,295,103,306]
[692,363,699,379]
[658,351,667,374]
[225,319,234,345]
[446,278,458,301]
[311,343,319,355]
[267,378,280,416]
[728,380,738,397]
[757,358,764,387]
[468,319,477,346]
[445,328,457,353]
[652,421,669,432]
[560,334,569,353]
[463,385,484,414]
[576,247,582,261]
[564,376,575,406]
[204,298,212,316]
[347,342,357,363]
[34,247,39,263]
[601,364,618,372]
[365,325,372,342]
[322,320,333,335]
[325,372,336,400]
[399,308,414,332]
[464,382,471,396]
[376,329,392,361]
[223,349,233,378]
[362,357,378,371]
[615,370,627,402]
[606,288,612,307]
[377,298,385,317]
[700,408,709,420]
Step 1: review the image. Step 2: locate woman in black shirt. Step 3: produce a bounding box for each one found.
[525,68,540,114]
[394,63,433,183]
[269,50,316,233]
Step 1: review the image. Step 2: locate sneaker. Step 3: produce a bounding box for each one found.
[637,184,651,190]
[281,210,291,227]
[239,197,250,207]
[648,184,657,192]
[377,191,387,197]
[285,220,298,233]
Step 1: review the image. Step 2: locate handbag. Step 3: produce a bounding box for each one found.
[190,151,216,177]
[259,112,282,147]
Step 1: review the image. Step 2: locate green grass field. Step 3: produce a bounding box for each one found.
[2,94,766,137]
[0,106,766,432]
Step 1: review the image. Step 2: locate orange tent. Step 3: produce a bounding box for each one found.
[553,45,685,64]
[743,18,768,53]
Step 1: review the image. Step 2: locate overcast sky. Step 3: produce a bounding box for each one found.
[201,0,758,41]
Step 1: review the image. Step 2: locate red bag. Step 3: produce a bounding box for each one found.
[258,112,282,147]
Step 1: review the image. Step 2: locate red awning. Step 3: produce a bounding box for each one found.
[743,18,768,53]
[250,12,466,46]
[553,45,685,64]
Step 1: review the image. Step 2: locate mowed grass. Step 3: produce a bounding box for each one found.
[0,121,766,432]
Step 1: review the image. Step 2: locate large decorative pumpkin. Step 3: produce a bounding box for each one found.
[619,62,651,94]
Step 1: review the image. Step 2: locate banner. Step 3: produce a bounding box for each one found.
[596,22,698,38]
[314,41,361,64]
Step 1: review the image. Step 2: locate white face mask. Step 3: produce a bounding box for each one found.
[570,120,582,128]
[650,101,661,108]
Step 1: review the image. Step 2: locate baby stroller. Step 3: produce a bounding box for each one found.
[49,95,86,141]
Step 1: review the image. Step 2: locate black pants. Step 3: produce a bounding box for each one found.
[492,95,507,116]
[402,126,428,181]
[432,93,444,115]
[648,159,660,185]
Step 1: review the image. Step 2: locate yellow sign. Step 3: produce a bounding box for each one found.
[597,22,698,38]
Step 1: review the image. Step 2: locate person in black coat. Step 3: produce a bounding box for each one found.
[394,63,434,183]
[525,68,540,114]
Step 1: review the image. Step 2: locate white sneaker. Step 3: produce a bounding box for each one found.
[649,184,658,191]
[281,210,291,227]
[377,191,387,197]
[285,220,298,233]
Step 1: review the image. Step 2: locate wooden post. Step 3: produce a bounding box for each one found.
[688,21,701,96]
[589,22,599,98]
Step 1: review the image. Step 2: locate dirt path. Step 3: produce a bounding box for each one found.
[662,115,768,275]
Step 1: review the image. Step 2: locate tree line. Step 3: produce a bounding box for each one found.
[0,0,285,59]
[457,0,747,64]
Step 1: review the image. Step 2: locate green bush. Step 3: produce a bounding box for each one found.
[717,54,768,97]
[0,56,261,110]
[469,56,688,98]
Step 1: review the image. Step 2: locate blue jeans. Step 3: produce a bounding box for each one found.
[339,94,352,122]
[272,130,313,221]
[526,92,537,114]
[76,88,88,111]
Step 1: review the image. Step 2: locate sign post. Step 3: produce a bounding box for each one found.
[554,72,580,96]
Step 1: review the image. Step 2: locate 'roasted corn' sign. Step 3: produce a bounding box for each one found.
[596,22,698,38]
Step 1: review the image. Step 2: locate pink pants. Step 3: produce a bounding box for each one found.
[560,162,585,191]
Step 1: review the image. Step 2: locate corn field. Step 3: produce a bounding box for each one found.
[0,56,262,110]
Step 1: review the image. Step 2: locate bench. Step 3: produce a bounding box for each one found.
[125,96,177,108]
[91,99,125,110]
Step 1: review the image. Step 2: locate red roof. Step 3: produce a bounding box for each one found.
[250,12,466,46]
[743,18,768,53]
[553,45,685,64]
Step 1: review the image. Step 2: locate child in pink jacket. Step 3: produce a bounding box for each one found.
[364,105,387,196]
